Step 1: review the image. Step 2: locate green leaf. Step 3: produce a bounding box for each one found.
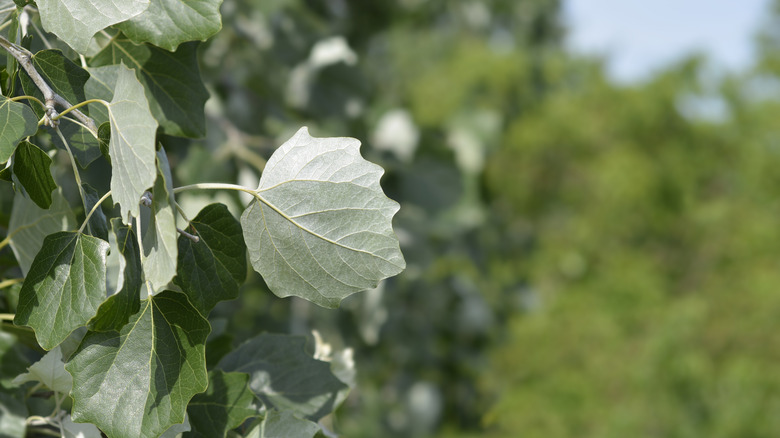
[175,203,247,316]
[12,141,57,209]
[118,0,223,52]
[61,415,101,438]
[91,38,209,138]
[11,345,71,393]
[67,291,210,438]
[36,0,150,54]
[14,232,109,350]
[0,390,27,438]
[185,370,257,438]
[108,64,158,222]
[82,184,109,241]
[217,333,347,421]
[89,218,141,332]
[0,97,37,163]
[258,410,320,438]
[240,127,406,308]
[8,188,77,275]
[143,148,177,292]
[20,50,90,118]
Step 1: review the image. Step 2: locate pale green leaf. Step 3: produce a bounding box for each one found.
[160,415,191,438]
[259,410,320,438]
[11,346,71,393]
[91,38,209,138]
[90,218,142,332]
[0,97,37,163]
[185,370,258,438]
[14,232,109,350]
[240,127,406,308]
[12,141,57,209]
[61,415,102,438]
[8,188,76,276]
[119,0,223,51]
[175,203,247,316]
[36,0,150,54]
[143,148,177,292]
[217,333,347,421]
[108,64,158,222]
[66,291,209,438]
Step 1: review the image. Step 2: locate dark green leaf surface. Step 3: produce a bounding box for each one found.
[36,0,150,53]
[0,97,37,163]
[89,219,141,332]
[91,38,209,138]
[175,203,246,316]
[259,410,320,438]
[67,291,210,438]
[107,64,158,222]
[119,0,223,51]
[82,184,108,241]
[241,127,406,308]
[14,232,109,350]
[12,142,57,209]
[8,188,76,275]
[185,370,257,438]
[143,148,178,292]
[217,333,347,421]
[19,50,90,119]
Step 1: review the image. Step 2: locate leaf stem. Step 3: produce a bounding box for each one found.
[0,278,23,289]
[53,127,87,211]
[52,98,109,125]
[0,34,96,134]
[78,190,112,234]
[10,94,45,108]
[0,313,14,322]
[174,182,258,198]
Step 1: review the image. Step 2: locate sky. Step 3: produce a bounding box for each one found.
[563,0,771,83]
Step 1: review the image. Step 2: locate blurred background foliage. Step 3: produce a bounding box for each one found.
[165,0,780,436]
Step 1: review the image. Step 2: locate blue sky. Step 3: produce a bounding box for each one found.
[563,0,771,83]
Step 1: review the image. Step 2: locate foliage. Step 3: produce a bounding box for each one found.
[0,1,404,437]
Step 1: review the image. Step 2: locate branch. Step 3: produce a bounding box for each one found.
[0,35,97,134]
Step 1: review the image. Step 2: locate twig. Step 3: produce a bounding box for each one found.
[0,34,96,134]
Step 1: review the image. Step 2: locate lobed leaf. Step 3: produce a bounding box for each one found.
[184,370,257,438]
[240,127,406,308]
[12,142,57,209]
[67,291,209,438]
[175,203,247,316]
[118,0,223,52]
[217,333,347,421]
[142,148,178,292]
[91,38,209,138]
[258,410,320,438]
[14,232,109,350]
[107,64,158,222]
[36,0,150,54]
[11,346,71,393]
[0,97,37,163]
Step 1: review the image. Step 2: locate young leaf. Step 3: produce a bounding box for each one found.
[240,127,406,308]
[11,345,71,393]
[118,0,223,52]
[108,64,158,222]
[14,232,109,350]
[12,141,57,209]
[89,219,142,332]
[36,0,150,54]
[175,203,247,316]
[91,38,209,138]
[142,148,178,292]
[8,188,77,275]
[0,96,38,163]
[66,291,210,438]
[184,370,257,438]
[259,410,320,438]
[217,333,347,421]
